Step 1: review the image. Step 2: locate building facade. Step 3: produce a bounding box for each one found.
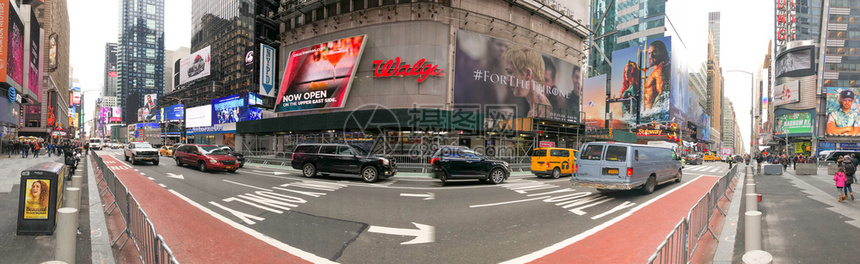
[118,0,165,124]
[707,32,723,145]
[722,99,735,152]
[163,46,189,94]
[104,43,117,97]
[708,11,721,64]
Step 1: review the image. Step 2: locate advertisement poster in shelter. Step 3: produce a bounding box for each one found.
[453,30,581,122]
[275,35,367,112]
[23,179,49,219]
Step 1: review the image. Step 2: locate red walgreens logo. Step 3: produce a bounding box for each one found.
[372,57,445,83]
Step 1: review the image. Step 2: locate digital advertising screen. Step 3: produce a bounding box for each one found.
[138,93,158,122]
[825,87,860,136]
[775,112,812,135]
[773,80,800,106]
[639,36,672,124]
[213,94,242,124]
[608,46,641,129]
[186,104,212,128]
[275,35,367,112]
[6,2,24,89]
[179,46,211,85]
[27,8,40,100]
[109,106,122,122]
[582,75,606,130]
[162,104,184,122]
[453,30,581,122]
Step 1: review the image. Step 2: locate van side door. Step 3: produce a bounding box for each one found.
[602,145,629,184]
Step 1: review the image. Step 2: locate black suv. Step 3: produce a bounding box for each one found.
[290,144,396,183]
[431,146,511,185]
[218,145,246,167]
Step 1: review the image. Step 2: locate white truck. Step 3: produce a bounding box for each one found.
[88,138,105,150]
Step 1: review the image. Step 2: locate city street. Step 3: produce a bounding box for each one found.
[95,149,732,263]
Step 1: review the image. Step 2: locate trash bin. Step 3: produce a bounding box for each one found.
[16,162,67,236]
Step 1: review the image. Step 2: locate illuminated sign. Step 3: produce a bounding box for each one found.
[775,0,796,49]
[372,57,445,83]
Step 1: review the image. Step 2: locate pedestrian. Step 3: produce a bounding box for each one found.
[47,143,52,157]
[852,153,859,167]
[843,155,856,201]
[728,156,733,169]
[33,142,40,158]
[84,142,89,155]
[791,154,797,170]
[835,166,848,202]
[21,142,28,158]
[781,155,789,170]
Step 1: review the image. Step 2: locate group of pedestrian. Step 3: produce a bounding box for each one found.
[752,153,817,170]
[1,139,78,159]
[834,154,859,202]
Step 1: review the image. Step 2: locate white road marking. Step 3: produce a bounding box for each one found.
[166,190,336,263]
[500,175,706,264]
[470,196,552,208]
[223,180,269,191]
[367,223,435,245]
[158,184,166,188]
[147,177,155,180]
[400,192,435,200]
[166,173,185,179]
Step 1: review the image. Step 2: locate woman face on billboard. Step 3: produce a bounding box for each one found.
[502,48,544,97]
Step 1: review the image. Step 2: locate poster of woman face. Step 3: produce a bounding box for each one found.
[24,179,50,219]
[453,30,581,122]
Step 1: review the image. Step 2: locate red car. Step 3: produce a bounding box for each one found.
[173,144,240,172]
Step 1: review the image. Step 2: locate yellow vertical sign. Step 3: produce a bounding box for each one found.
[23,179,50,219]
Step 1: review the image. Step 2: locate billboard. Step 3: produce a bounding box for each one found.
[775,112,812,135]
[27,8,40,101]
[72,90,80,105]
[259,44,276,97]
[5,2,24,89]
[825,87,860,136]
[109,106,122,122]
[48,33,57,71]
[186,104,212,128]
[773,80,800,106]
[453,30,581,121]
[46,91,55,126]
[213,94,242,124]
[178,46,211,85]
[609,46,641,129]
[774,46,814,78]
[162,104,184,122]
[138,93,157,122]
[582,75,606,129]
[702,115,711,141]
[720,148,732,156]
[275,35,367,112]
[107,43,117,77]
[639,36,672,123]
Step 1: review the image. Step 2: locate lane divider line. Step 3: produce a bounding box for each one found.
[223,180,270,191]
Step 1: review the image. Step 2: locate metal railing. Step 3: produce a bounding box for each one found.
[647,165,739,264]
[92,152,179,264]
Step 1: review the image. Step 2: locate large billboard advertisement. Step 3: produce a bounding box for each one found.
[454,30,581,121]
[583,75,606,130]
[48,33,57,71]
[6,2,24,89]
[138,93,157,122]
[825,87,860,136]
[608,46,641,129]
[109,106,122,122]
[162,104,184,122]
[275,35,367,112]
[27,8,40,101]
[259,44,276,97]
[107,43,117,77]
[773,80,800,106]
[775,112,812,135]
[213,94,242,124]
[702,115,711,141]
[46,91,55,127]
[774,46,813,78]
[640,36,672,123]
[179,46,211,85]
[186,104,212,128]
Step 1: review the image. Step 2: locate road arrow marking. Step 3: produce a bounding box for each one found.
[166,173,185,179]
[367,222,435,245]
[252,170,291,175]
[400,192,435,200]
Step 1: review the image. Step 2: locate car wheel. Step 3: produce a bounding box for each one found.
[175,157,182,166]
[675,169,682,183]
[302,163,316,178]
[131,155,137,165]
[552,167,561,179]
[439,170,448,184]
[199,162,207,172]
[361,166,379,183]
[153,160,159,166]
[229,170,237,173]
[642,175,656,195]
[489,168,505,184]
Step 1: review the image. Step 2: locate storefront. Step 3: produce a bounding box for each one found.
[187,123,236,147]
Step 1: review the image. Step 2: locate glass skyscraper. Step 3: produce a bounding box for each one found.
[118,0,165,123]
[588,0,667,78]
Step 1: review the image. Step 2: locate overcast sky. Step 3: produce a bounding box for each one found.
[69,0,772,148]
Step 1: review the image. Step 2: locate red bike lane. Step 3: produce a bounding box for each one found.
[507,175,722,264]
[98,154,326,264]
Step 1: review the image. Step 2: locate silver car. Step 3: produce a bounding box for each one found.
[571,142,682,194]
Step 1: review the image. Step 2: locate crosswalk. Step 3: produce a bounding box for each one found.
[683,166,724,173]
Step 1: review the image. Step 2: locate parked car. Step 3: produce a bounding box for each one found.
[531,147,578,178]
[124,142,160,165]
[572,142,682,194]
[218,145,245,167]
[159,146,174,157]
[685,153,704,165]
[823,150,860,162]
[290,144,396,182]
[174,144,240,172]
[430,146,511,185]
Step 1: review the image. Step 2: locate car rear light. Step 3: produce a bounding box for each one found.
[626,168,633,177]
[546,163,550,168]
[431,158,439,165]
[291,153,294,160]
[573,164,577,173]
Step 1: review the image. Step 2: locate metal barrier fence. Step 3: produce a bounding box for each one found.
[92,152,179,264]
[647,166,739,264]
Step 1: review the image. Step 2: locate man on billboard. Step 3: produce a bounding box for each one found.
[827,89,860,135]
[642,40,670,111]
[144,94,158,121]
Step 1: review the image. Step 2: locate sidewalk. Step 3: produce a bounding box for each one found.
[732,164,860,263]
[0,153,114,263]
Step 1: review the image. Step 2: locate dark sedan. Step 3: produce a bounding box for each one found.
[685,154,703,165]
[218,145,245,167]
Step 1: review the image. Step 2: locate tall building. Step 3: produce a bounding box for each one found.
[118,0,165,124]
[722,99,735,151]
[708,11,721,64]
[796,0,823,42]
[18,0,71,139]
[707,32,723,140]
[104,43,117,97]
[163,46,189,94]
[589,0,670,77]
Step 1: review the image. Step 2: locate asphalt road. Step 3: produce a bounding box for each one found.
[98,149,731,263]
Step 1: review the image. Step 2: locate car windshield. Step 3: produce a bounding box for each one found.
[200,146,228,155]
[134,143,153,149]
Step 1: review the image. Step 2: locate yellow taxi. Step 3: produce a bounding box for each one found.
[159,146,174,157]
[531,147,578,178]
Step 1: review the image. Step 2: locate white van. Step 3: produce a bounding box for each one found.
[88,138,105,150]
[571,142,683,194]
